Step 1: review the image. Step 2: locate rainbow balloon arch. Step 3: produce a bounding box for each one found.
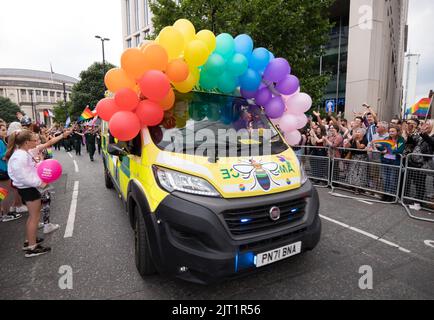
[96,19,312,145]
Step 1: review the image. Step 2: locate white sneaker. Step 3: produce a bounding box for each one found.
[38,222,44,229]
[43,223,60,234]
[409,203,422,211]
[15,205,28,213]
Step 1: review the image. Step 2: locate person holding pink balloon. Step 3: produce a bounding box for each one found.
[6,130,67,258]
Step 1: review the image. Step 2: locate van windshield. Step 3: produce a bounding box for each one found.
[149,92,288,157]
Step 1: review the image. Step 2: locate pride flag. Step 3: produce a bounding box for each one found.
[79,106,95,122]
[373,139,396,153]
[0,187,8,201]
[406,98,432,118]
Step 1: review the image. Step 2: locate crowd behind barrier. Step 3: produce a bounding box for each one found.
[294,145,434,223]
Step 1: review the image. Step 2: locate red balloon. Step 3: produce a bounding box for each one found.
[138,70,170,102]
[114,88,140,111]
[135,100,164,127]
[109,111,141,141]
[96,98,118,121]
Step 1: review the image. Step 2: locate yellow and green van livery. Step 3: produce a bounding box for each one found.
[101,91,321,284]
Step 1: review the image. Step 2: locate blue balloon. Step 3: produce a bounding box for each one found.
[234,34,254,57]
[239,68,262,92]
[249,48,270,71]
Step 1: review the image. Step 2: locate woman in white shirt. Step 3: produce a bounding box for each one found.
[6,130,50,257]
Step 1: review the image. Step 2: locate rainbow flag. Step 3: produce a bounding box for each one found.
[0,187,8,201]
[406,98,432,118]
[373,139,396,153]
[79,106,95,122]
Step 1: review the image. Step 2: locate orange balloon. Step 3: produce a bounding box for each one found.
[104,68,135,93]
[142,44,169,72]
[159,88,175,111]
[139,40,153,51]
[121,48,148,80]
[166,59,189,83]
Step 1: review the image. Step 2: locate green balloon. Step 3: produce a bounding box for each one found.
[227,53,248,77]
[215,33,235,58]
[217,72,237,94]
[204,53,225,76]
[199,71,218,90]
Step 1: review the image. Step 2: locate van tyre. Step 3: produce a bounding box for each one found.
[104,169,114,189]
[134,206,156,277]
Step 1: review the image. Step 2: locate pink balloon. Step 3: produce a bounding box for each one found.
[37,159,62,183]
[295,114,308,129]
[286,92,312,114]
[284,130,302,146]
[278,114,298,133]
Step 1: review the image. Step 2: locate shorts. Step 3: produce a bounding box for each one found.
[17,188,41,204]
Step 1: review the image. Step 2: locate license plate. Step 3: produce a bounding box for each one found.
[255,242,302,268]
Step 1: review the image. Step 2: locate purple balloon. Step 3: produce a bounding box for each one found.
[265,97,286,119]
[276,75,300,95]
[263,58,291,83]
[255,87,272,106]
[240,89,257,99]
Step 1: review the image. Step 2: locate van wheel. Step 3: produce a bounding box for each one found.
[134,206,156,277]
[104,169,113,189]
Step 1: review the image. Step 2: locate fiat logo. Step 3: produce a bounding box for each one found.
[269,207,281,221]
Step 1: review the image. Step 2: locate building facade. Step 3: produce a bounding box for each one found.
[121,0,409,121]
[402,53,421,114]
[121,0,154,49]
[0,68,78,125]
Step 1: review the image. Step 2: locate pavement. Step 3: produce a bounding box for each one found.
[0,149,433,300]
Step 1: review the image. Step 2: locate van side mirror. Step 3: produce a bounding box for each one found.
[107,144,128,157]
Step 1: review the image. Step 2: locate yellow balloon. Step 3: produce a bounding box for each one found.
[158,26,184,60]
[173,19,196,44]
[195,30,216,52]
[184,40,209,67]
[173,68,199,93]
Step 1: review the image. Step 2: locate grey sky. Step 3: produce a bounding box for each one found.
[0,0,432,101]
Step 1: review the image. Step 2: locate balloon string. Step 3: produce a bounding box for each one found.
[261,79,281,97]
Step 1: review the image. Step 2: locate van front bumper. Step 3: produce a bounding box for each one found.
[144,180,321,284]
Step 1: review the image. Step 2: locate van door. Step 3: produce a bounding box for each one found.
[117,133,142,199]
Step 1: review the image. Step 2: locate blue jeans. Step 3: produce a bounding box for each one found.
[381,158,400,195]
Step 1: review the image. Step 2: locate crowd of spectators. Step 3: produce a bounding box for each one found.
[294,104,434,207]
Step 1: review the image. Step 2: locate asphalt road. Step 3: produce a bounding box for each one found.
[1,149,433,300]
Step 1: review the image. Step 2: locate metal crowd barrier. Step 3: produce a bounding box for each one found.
[329,148,403,203]
[401,154,434,222]
[294,146,330,187]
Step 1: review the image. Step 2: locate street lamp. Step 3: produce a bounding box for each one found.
[95,35,110,78]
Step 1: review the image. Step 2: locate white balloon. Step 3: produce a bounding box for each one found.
[279,114,298,133]
[295,114,308,129]
[286,92,312,114]
[284,130,302,146]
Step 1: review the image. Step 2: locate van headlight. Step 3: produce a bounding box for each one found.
[153,166,221,197]
[300,162,309,185]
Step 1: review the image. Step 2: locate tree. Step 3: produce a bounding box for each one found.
[0,97,22,123]
[70,62,115,120]
[149,0,335,105]
[52,101,72,124]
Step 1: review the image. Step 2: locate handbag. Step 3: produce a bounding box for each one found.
[0,170,9,181]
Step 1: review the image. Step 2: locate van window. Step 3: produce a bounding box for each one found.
[149,92,288,157]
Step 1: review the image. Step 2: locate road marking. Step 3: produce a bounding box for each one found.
[73,160,79,173]
[68,152,73,158]
[424,240,434,249]
[64,181,79,238]
[358,200,373,205]
[319,214,411,253]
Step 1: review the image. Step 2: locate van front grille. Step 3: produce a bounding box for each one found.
[221,199,306,236]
